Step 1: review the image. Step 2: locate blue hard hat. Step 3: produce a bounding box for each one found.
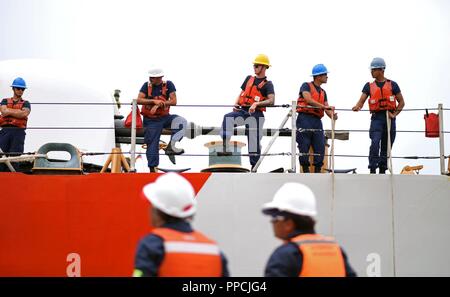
[10,77,27,89]
[311,64,329,77]
[370,57,386,69]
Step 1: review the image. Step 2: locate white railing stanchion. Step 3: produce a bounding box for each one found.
[438,103,445,175]
[291,101,297,173]
[130,99,137,172]
[331,107,336,173]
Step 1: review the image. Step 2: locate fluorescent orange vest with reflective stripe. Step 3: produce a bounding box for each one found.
[152,227,222,277]
[238,76,268,112]
[368,80,397,112]
[291,234,346,277]
[140,82,170,118]
[0,98,28,128]
[297,82,325,118]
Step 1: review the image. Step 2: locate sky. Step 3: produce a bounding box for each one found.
[1,0,449,174]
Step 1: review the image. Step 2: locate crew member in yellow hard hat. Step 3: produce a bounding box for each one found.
[133,173,229,277]
[262,182,356,277]
[220,54,275,171]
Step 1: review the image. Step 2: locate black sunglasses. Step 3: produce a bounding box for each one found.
[14,87,25,91]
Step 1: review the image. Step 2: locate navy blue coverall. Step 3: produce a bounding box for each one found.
[139,81,187,168]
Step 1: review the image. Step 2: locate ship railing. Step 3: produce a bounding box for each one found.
[1,101,449,174]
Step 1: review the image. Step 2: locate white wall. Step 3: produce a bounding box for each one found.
[194,173,450,276]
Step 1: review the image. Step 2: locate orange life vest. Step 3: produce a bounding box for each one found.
[238,76,268,112]
[368,80,397,112]
[0,98,28,128]
[291,234,346,277]
[140,82,170,118]
[297,82,325,118]
[152,227,222,277]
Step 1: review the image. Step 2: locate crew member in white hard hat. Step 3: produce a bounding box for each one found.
[133,173,229,277]
[352,57,405,174]
[137,67,187,172]
[262,182,356,277]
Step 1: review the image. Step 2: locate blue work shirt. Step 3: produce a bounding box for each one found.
[298,82,328,102]
[139,81,176,98]
[1,98,31,110]
[264,230,357,277]
[134,221,230,277]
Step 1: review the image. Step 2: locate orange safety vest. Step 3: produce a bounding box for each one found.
[297,82,325,118]
[140,82,170,118]
[291,234,346,277]
[0,98,28,128]
[368,80,397,112]
[152,227,222,277]
[238,76,268,112]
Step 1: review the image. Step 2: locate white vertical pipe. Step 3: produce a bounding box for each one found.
[330,110,336,236]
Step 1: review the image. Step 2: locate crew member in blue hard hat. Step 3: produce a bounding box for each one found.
[0,77,31,171]
[352,57,405,174]
[296,64,337,173]
[137,67,187,172]
[220,54,275,172]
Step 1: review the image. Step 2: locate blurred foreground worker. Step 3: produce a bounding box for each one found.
[220,54,275,171]
[134,173,229,277]
[262,183,356,277]
[137,67,187,172]
[352,57,405,174]
[0,77,31,171]
[296,64,337,173]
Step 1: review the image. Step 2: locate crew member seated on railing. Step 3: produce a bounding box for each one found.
[296,64,337,173]
[0,77,31,172]
[137,67,187,172]
[220,54,275,171]
[352,57,405,174]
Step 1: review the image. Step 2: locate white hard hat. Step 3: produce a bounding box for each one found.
[262,183,317,217]
[142,173,196,218]
[148,67,165,78]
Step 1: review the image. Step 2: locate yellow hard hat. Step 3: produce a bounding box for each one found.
[253,54,271,67]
